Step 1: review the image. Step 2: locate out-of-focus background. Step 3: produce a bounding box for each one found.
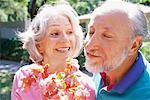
[0,0,150,99]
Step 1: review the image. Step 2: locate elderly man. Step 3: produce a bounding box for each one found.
[84,0,150,99]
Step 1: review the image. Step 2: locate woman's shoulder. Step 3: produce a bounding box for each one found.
[12,63,43,99]
[15,63,42,78]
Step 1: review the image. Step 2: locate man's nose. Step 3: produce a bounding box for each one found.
[85,34,100,51]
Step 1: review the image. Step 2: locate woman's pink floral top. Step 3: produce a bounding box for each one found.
[11,60,95,100]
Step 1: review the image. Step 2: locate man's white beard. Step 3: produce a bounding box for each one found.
[85,48,129,74]
[85,58,103,73]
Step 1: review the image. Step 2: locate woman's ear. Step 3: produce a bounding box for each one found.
[36,42,44,53]
[129,36,142,54]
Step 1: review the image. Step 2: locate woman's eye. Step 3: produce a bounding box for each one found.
[50,32,59,36]
[67,31,73,35]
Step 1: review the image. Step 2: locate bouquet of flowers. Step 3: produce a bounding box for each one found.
[20,59,90,100]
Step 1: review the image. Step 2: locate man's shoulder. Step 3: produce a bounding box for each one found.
[128,66,150,99]
[75,70,95,86]
[135,58,150,86]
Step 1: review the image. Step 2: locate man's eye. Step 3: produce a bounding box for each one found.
[89,32,94,36]
[103,34,112,38]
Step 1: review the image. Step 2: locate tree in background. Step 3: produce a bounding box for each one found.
[27,0,100,19]
[129,0,150,5]
[0,0,28,22]
[28,0,48,19]
[0,0,149,22]
[0,0,149,65]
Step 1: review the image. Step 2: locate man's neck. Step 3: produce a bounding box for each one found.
[108,52,138,85]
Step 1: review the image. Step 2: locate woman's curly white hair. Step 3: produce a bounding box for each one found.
[18,2,83,63]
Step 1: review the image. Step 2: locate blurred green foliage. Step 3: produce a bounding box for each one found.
[0,70,13,100]
[140,42,150,62]
[0,38,30,63]
[0,0,28,22]
[77,51,86,67]
[0,0,149,22]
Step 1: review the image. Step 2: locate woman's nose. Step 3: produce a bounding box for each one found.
[61,33,69,42]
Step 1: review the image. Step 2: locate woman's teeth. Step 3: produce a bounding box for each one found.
[56,47,70,53]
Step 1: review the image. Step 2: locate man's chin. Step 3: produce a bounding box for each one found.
[85,61,104,74]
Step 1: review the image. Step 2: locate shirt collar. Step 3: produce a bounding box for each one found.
[112,51,146,94]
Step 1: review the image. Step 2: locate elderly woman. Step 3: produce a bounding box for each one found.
[11,2,95,100]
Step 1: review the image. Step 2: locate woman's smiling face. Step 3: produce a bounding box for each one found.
[38,15,76,65]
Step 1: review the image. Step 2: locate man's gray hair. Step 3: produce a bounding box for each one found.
[18,3,83,63]
[92,0,149,37]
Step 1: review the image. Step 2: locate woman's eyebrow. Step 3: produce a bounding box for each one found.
[49,24,60,26]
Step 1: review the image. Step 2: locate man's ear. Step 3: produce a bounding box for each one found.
[36,42,44,53]
[129,36,142,54]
